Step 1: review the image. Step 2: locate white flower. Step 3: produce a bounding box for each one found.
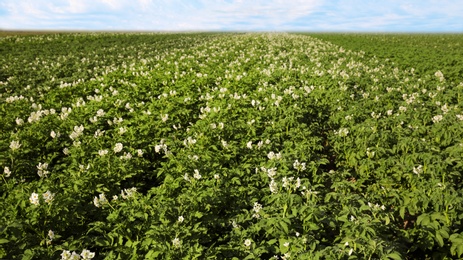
[172,237,182,248]
[183,136,197,147]
[16,117,24,125]
[246,141,252,149]
[267,151,282,160]
[48,230,55,241]
[335,128,349,137]
[244,239,252,247]
[252,202,262,218]
[253,202,262,213]
[98,149,108,156]
[269,179,278,194]
[37,162,49,178]
[120,152,132,160]
[136,149,143,157]
[371,112,381,119]
[63,147,70,155]
[93,193,108,207]
[413,165,423,175]
[121,187,137,199]
[178,216,184,223]
[293,160,306,171]
[161,114,169,122]
[42,190,55,204]
[366,148,375,158]
[80,249,95,260]
[93,197,100,207]
[9,140,21,151]
[69,251,80,260]
[441,104,449,114]
[267,168,277,178]
[69,125,84,140]
[193,169,201,180]
[231,220,239,229]
[267,151,275,159]
[282,177,291,188]
[30,192,40,206]
[118,127,127,135]
[61,250,72,260]
[435,70,445,81]
[96,109,105,117]
[348,248,354,256]
[28,111,43,123]
[214,174,220,180]
[98,193,108,204]
[114,143,123,153]
[432,115,443,123]
[89,116,98,123]
[4,167,11,177]
[94,129,105,138]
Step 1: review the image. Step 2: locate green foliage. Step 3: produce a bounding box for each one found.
[1,32,463,259]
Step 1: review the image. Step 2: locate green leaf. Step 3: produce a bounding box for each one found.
[384,215,390,225]
[385,252,402,260]
[399,207,405,220]
[457,245,463,257]
[21,249,34,260]
[0,239,9,244]
[439,228,449,239]
[145,250,161,259]
[279,221,289,234]
[417,213,429,226]
[267,239,277,245]
[435,232,444,247]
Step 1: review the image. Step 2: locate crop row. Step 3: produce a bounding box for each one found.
[1,33,463,259]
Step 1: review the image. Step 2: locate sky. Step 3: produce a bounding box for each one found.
[0,0,462,32]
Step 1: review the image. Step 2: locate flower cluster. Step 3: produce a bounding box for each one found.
[252,202,263,219]
[36,162,49,178]
[61,249,95,260]
[69,125,84,140]
[3,167,11,177]
[334,127,349,137]
[93,193,108,208]
[9,140,21,151]
[293,160,306,171]
[29,190,55,206]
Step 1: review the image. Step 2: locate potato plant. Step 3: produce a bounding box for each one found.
[1,32,463,259]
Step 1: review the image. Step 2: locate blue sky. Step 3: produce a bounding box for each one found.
[0,0,462,32]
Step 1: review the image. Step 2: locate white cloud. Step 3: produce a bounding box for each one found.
[0,0,462,31]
